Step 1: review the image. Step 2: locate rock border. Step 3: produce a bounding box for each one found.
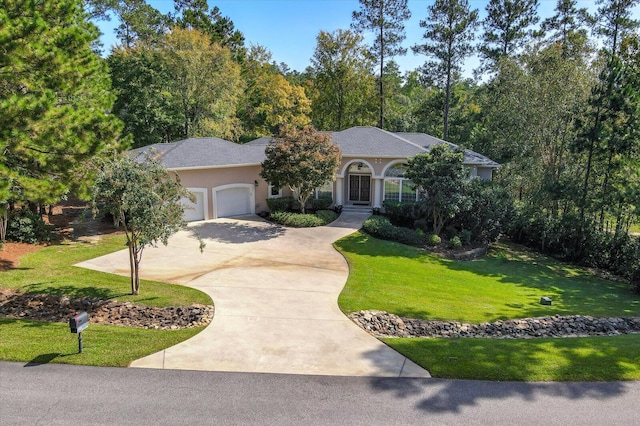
[350,310,640,339]
[0,289,213,330]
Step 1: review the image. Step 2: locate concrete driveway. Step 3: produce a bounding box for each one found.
[77,213,429,378]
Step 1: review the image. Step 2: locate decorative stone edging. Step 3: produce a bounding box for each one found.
[0,288,214,330]
[349,310,640,339]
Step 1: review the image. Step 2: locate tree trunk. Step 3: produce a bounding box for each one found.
[443,57,452,141]
[378,2,384,129]
[128,242,136,295]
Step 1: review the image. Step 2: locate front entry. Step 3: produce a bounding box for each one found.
[349,174,371,204]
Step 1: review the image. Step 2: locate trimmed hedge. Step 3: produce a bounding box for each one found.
[6,209,53,244]
[266,196,294,212]
[269,210,338,228]
[310,197,333,211]
[362,216,423,246]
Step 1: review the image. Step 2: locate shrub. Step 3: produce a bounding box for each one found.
[414,218,429,232]
[382,201,426,227]
[460,229,472,246]
[334,205,343,214]
[363,216,423,246]
[269,210,337,227]
[448,236,462,249]
[6,208,53,244]
[310,197,332,211]
[314,209,338,224]
[427,233,441,246]
[266,196,294,212]
[454,179,514,243]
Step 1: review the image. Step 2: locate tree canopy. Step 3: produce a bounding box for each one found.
[260,126,341,213]
[0,0,125,208]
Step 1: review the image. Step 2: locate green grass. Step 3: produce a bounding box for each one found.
[336,232,640,323]
[1,234,212,367]
[630,221,640,234]
[0,318,203,367]
[336,232,640,381]
[384,335,640,381]
[0,234,211,307]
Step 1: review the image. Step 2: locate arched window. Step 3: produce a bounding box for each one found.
[384,164,417,203]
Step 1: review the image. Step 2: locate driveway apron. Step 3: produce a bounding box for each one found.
[77,213,430,377]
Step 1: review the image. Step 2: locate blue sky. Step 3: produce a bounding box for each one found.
[96,0,640,77]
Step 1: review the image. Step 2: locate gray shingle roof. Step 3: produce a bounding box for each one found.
[131,127,499,169]
[132,137,267,169]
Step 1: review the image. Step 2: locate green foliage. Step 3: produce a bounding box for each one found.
[383,201,426,228]
[92,153,194,295]
[362,216,423,246]
[427,233,442,246]
[5,209,53,244]
[310,29,377,130]
[0,0,126,206]
[351,0,412,128]
[309,197,333,212]
[454,179,514,243]
[266,196,294,212]
[412,0,479,140]
[448,235,462,249]
[405,144,470,235]
[269,210,337,228]
[260,125,341,213]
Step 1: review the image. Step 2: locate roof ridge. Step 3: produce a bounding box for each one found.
[375,127,430,153]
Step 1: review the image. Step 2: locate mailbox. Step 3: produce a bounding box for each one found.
[69,312,89,334]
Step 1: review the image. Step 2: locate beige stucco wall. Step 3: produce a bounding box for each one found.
[174,165,269,219]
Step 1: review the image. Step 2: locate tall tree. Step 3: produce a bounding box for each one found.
[159,28,243,140]
[238,45,311,140]
[173,0,245,58]
[590,0,640,58]
[260,126,341,214]
[0,0,125,210]
[540,0,589,57]
[480,0,540,67]
[310,29,377,130]
[351,0,411,129]
[412,0,479,141]
[112,0,170,47]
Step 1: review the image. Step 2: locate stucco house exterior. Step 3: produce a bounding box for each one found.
[132,126,499,221]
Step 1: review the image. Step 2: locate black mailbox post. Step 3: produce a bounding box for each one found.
[69,312,89,353]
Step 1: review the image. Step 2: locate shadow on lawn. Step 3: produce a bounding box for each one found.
[190,218,286,244]
[22,283,129,301]
[363,338,635,413]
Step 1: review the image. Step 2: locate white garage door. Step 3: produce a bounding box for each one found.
[215,186,253,218]
[181,190,205,222]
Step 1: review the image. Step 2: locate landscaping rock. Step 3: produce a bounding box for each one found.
[349,310,640,339]
[0,288,213,330]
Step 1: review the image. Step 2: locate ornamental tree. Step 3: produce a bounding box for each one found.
[405,144,470,236]
[92,153,202,295]
[260,126,342,214]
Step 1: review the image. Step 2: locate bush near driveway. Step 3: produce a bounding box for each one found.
[269,210,337,227]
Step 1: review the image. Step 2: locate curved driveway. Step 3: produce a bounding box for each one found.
[77,213,429,377]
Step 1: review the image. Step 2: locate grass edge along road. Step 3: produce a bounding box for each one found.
[0,234,212,366]
[336,232,640,381]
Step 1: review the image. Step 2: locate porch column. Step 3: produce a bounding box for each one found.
[336,177,344,205]
[373,178,383,208]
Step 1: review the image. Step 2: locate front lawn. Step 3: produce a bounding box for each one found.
[0,234,212,366]
[336,233,640,322]
[1,234,211,307]
[335,232,640,381]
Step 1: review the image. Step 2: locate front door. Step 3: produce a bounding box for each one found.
[349,174,371,204]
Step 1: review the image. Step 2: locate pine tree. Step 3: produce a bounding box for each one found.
[412,0,479,141]
[351,0,411,129]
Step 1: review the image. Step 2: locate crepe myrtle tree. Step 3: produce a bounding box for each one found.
[260,125,342,214]
[405,144,470,236]
[92,152,203,295]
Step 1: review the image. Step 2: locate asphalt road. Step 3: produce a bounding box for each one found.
[1,361,639,425]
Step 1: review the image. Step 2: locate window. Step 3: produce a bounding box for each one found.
[383,164,417,203]
[268,185,282,198]
[315,180,333,200]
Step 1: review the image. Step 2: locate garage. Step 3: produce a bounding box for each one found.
[214,184,254,218]
[180,189,207,222]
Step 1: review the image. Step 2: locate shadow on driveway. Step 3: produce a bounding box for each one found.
[189,217,286,244]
